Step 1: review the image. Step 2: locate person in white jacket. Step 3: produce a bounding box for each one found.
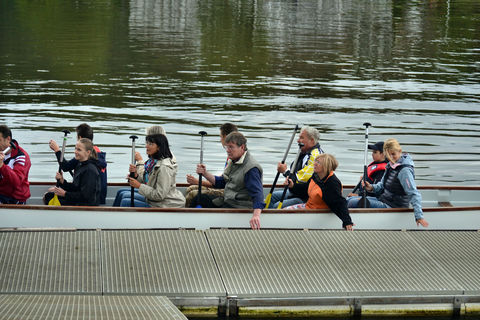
[113,133,185,207]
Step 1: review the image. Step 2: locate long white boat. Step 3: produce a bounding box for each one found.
[1,182,480,230]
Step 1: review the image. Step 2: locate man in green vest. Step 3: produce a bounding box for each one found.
[193,132,264,229]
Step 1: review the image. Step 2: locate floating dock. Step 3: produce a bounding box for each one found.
[1,229,479,318]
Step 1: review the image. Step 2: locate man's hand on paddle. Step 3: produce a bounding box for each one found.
[277,162,287,174]
[195,164,207,175]
[134,151,142,162]
[285,178,294,189]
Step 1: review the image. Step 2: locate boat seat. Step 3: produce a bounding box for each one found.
[438,201,453,207]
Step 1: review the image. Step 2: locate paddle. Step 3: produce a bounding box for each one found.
[265,124,300,208]
[48,130,69,206]
[277,143,304,209]
[196,131,207,208]
[129,135,138,207]
[56,130,70,187]
[359,122,371,208]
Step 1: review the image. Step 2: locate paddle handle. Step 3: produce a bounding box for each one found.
[129,135,138,207]
[57,131,70,187]
[196,131,207,207]
[361,122,371,208]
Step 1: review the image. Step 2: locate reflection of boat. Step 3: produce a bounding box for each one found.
[1,182,480,230]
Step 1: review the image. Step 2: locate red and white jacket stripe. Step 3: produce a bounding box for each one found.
[0,140,31,202]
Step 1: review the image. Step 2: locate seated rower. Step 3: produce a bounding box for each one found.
[285,154,354,230]
[113,133,185,208]
[44,138,101,206]
[347,138,429,228]
[0,125,31,204]
[190,132,264,230]
[268,126,324,208]
[185,122,238,207]
[348,141,388,197]
[49,123,107,204]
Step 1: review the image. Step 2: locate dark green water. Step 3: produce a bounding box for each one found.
[1,0,479,185]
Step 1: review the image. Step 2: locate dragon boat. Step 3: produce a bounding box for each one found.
[1,182,480,230]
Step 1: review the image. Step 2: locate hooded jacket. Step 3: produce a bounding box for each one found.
[372,153,424,220]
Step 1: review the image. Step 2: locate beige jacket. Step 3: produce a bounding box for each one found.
[136,157,185,208]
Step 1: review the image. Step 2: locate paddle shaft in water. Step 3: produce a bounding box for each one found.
[265,124,299,208]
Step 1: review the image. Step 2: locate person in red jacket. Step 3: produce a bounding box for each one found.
[348,141,388,198]
[0,125,31,204]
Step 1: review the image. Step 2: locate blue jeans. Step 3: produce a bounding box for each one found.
[268,189,303,209]
[0,194,26,204]
[347,196,390,209]
[113,189,150,207]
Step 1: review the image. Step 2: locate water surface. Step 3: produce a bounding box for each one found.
[1,0,479,185]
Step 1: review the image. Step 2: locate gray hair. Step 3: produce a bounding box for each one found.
[225,132,247,148]
[146,125,166,136]
[301,126,320,143]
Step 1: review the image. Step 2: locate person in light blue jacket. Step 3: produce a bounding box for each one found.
[348,138,429,228]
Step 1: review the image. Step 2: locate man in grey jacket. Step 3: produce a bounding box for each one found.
[193,132,265,229]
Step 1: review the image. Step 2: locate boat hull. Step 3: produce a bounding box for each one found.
[1,204,480,230]
[1,183,480,230]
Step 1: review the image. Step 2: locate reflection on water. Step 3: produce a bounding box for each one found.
[0,0,479,185]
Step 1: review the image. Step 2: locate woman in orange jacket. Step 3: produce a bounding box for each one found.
[285,153,354,230]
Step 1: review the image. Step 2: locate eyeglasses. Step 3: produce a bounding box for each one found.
[223,144,239,151]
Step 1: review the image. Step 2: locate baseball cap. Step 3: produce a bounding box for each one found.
[368,141,384,152]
